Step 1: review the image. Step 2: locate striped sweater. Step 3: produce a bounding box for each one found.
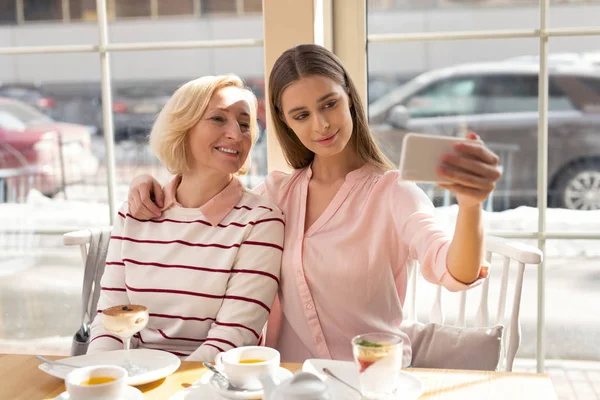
[87,178,284,362]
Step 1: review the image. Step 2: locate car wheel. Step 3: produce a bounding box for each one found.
[551,158,600,210]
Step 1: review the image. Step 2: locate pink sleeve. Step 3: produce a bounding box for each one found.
[390,179,485,292]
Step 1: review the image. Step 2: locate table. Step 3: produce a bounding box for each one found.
[0,354,558,399]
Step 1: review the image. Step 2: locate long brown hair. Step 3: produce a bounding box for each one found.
[268,44,394,170]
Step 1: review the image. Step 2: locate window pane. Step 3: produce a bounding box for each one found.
[405,77,480,118]
[0,53,102,355]
[367,0,538,34]
[480,75,536,113]
[547,38,600,212]
[70,0,98,21]
[0,100,52,125]
[108,6,262,44]
[0,1,17,25]
[157,0,195,16]
[368,39,539,212]
[115,0,151,19]
[551,0,600,27]
[243,0,262,13]
[24,0,63,21]
[202,0,237,14]
[544,240,600,367]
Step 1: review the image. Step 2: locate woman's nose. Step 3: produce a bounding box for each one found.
[314,113,329,133]
[224,121,243,141]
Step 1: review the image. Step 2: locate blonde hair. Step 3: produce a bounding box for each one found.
[150,75,259,175]
[268,44,395,171]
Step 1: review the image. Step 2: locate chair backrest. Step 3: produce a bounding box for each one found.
[403,235,543,372]
[64,227,112,355]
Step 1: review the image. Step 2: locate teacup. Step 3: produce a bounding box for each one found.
[214,346,280,390]
[65,365,128,400]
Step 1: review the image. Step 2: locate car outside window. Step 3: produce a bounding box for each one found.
[479,74,575,114]
[403,77,479,118]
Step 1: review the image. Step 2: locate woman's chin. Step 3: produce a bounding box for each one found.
[311,142,348,158]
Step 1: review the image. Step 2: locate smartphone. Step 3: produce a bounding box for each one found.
[398,133,468,183]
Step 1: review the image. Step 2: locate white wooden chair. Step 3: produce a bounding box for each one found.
[64,227,112,355]
[404,235,543,372]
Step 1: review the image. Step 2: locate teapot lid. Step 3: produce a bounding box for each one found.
[278,371,330,397]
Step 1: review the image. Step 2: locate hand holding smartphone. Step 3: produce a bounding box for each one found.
[398,133,469,183]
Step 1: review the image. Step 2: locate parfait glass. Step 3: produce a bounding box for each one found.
[102,304,149,376]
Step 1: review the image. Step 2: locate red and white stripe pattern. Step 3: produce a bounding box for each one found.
[88,189,284,362]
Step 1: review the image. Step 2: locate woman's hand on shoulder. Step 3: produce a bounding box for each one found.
[436,132,502,209]
[128,174,165,220]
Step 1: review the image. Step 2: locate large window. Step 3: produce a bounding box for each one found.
[0,1,264,357]
[365,0,600,375]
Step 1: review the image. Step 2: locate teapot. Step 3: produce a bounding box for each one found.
[260,370,334,400]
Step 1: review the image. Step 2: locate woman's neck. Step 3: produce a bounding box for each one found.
[176,170,233,209]
[310,145,364,184]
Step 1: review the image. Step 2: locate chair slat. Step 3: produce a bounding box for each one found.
[79,244,88,268]
[408,259,417,321]
[506,261,526,372]
[496,256,511,326]
[431,285,444,324]
[476,250,493,327]
[456,291,467,327]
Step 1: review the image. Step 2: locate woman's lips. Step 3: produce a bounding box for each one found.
[315,131,338,145]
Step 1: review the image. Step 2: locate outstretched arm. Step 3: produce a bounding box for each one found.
[437,132,501,284]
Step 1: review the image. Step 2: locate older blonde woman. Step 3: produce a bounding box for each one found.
[87,75,284,362]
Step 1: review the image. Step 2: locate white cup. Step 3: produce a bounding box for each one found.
[65,365,128,400]
[214,346,280,390]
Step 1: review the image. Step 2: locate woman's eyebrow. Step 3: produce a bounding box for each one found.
[286,92,337,115]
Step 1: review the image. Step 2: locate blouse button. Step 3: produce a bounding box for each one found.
[306,304,314,310]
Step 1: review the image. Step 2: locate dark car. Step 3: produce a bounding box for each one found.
[105,86,172,142]
[369,62,600,210]
[0,83,57,118]
[0,97,98,199]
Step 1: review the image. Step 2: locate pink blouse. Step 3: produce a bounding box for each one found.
[255,164,483,366]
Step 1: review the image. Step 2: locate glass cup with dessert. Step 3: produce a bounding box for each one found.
[351,332,404,399]
[102,304,149,375]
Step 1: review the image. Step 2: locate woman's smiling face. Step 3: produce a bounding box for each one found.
[280,75,354,158]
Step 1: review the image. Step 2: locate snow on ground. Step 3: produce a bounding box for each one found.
[2,187,599,258]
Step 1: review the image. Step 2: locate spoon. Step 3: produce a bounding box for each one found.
[322,367,364,397]
[36,355,79,369]
[202,362,250,392]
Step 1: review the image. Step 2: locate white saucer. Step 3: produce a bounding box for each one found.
[302,359,424,400]
[168,366,293,400]
[54,385,143,400]
[211,366,293,400]
[39,349,181,386]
